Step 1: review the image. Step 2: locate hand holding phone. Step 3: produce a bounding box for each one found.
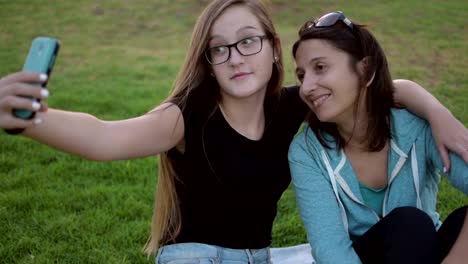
[13,37,60,119]
[4,37,59,135]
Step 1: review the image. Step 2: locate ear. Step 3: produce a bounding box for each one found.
[272,47,279,63]
[271,36,281,63]
[208,65,215,78]
[358,57,375,87]
[366,71,376,87]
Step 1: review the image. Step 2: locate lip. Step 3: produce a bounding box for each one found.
[307,93,330,109]
[230,72,251,80]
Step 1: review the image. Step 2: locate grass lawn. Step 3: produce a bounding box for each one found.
[0,0,467,263]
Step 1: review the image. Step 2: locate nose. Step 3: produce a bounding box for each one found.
[300,73,318,94]
[228,46,244,65]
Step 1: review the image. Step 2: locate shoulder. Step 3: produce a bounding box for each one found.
[289,126,321,158]
[391,108,425,124]
[289,128,306,155]
[169,87,217,126]
[390,108,429,137]
[390,108,432,151]
[147,102,184,126]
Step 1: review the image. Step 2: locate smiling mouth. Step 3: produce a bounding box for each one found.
[312,94,330,108]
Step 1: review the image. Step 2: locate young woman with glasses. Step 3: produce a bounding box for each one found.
[0,1,467,263]
[289,11,468,264]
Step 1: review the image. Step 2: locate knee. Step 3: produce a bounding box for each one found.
[382,207,438,252]
[387,206,435,231]
[451,205,468,218]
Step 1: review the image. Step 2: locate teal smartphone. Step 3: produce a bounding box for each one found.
[13,37,60,119]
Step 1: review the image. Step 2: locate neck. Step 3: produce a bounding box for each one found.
[219,92,266,141]
[334,89,372,149]
[336,105,369,150]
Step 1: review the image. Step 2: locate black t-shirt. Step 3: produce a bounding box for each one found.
[167,86,307,249]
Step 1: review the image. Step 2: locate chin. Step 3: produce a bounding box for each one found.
[314,111,334,123]
[233,86,266,98]
[317,116,329,122]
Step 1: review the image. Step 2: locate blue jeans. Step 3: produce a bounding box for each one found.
[155,242,271,264]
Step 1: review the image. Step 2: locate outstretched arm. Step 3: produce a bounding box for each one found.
[393,79,468,171]
[0,72,184,161]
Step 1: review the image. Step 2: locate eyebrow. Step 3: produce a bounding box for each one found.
[295,56,326,73]
[308,56,326,64]
[209,26,261,42]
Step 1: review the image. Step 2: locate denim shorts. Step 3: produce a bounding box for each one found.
[155,242,271,264]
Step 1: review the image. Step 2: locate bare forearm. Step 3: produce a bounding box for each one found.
[20,103,185,161]
[393,79,449,121]
[22,109,108,160]
[392,79,468,168]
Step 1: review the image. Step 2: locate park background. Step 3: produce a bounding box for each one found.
[0,0,467,263]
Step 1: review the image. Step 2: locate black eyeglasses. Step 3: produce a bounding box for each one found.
[299,11,353,35]
[205,35,267,65]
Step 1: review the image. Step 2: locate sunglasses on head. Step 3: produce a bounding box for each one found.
[300,11,353,35]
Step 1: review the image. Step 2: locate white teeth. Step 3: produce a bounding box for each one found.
[312,95,329,108]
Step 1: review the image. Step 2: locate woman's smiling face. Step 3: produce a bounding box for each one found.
[295,38,363,125]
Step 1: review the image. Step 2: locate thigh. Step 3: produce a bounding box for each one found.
[249,248,271,264]
[353,206,439,264]
[270,244,313,264]
[156,243,218,264]
[437,206,468,261]
[219,247,270,264]
[155,243,271,264]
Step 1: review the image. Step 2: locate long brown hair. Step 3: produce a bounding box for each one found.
[144,0,284,255]
[292,15,394,151]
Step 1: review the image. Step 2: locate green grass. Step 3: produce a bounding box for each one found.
[0,0,467,263]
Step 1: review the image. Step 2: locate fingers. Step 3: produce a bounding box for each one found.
[0,78,49,114]
[0,72,47,87]
[0,82,49,100]
[0,87,49,116]
[0,110,43,130]
[455,129,468,164]
[40,102,48,112]
[458,145,468,165]
[0,72,49,130]
[0,95,45,112]
[0,96,45,130]
[437,144,451,173]
[438,130,468,171]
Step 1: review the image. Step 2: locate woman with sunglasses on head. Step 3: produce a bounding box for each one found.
[1,1,467,262]
[289,11,468,264]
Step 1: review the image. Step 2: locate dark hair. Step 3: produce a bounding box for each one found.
[292,17,395,151]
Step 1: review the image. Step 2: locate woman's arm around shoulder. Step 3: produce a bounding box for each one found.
[393,79,468,170]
